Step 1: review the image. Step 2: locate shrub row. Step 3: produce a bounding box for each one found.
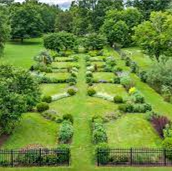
[92,116,108,144]
[59,120,74,144]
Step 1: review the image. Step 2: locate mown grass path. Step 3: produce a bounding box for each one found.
[70,54,93,170]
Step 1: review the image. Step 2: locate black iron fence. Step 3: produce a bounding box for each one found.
[97,148,172,166]
[0,148,70,167]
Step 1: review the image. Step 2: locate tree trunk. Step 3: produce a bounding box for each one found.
[21,38,24,43]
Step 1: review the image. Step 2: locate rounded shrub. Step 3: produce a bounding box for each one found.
[67,87,77,96]
[87,88,96,96]
[63,114,74,124]
[114,96,123,103]
[96,143,110,165]
[42,95,52,103]
[37,102,49,112]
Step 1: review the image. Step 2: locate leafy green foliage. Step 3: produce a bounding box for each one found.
[67,87,77,96]
[92,119,107,144]
[127,0,171,19]
[10,1,44,42]
[42,95,52,103]
[87,87,96,96]
[44,32,77,52]
[0,6,10,55]
[0,65,41,134]
[84,33,107,50]
[113,95,123,103]
[146,60,172,94]
[36,102,49,113]
[101,8,142,47]
[63,114,74,124]
[59,120,73,143]
[133,12,172,61]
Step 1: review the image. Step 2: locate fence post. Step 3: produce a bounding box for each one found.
[164,149,166,166]
[11,150,13,167]
[39,148,42,166]
[67,149,70,166]
[130,148,133,166]
[97,148,100,166]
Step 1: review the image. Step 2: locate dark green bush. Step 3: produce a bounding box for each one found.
[114,96,123,103]
[162,138,172,160]
[125,57,131,66]
[96,143,110,165]
[37,102,49,112]
[63,114,74,124]
[88,88,96,96]
[67,87,77,96]
[139,71,147,83]
[114,77,120,84]
[42,95,52,103]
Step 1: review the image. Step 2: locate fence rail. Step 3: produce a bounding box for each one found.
[0,148,70,167]
[97,148,172,166]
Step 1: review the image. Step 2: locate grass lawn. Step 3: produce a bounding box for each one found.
[123,47,152,70]
[91,61,105,67]
[45,72,70,79]
[40,84,68,96]
[106,114,162,148]
[93,72,114,81]
[52,62,78,68]
[1,41,172,171]
[2,113,58,149]
[1,38,44,69]
[93,83,128,97]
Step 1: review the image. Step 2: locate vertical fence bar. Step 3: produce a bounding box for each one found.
[11,150,13,167]
[97,148,100,166]
[39,149,42,166]
[130,148,133,166]
[164,149,166,166]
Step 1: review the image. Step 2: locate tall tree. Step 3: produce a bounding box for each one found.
[55,10,73,33]
[133,11,172,62]
[0,65,41,134]
[0,0,14,5]
[0,6,10,55]
[10,0,44,42]
[101,8,142,47]
[126,0,171,19]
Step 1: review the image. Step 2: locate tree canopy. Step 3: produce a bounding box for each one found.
[0,65,41,134]
[133,11,172,61]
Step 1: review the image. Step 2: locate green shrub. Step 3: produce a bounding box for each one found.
[139,71,147,83]
[42,95,52,103]
[59,120,73,143]
[86,76,93,84]
[63,114,74,124]
[120,76,135,91]
[162,138,172,160]
[131,91,145,103]
[67,87,77,96]
[56,144,70,163]
[96,143,110,165]
[125,57,131,66]
[109,154,129,164]
[114,96,123,103]
[92,120,107,144]
[88,88,96,96]
[92,115,104,123]
[86,71,93,77]
[118,103,133,113]
[130,61,139,73]
[114,77,120,84]
[37,102,49,112]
